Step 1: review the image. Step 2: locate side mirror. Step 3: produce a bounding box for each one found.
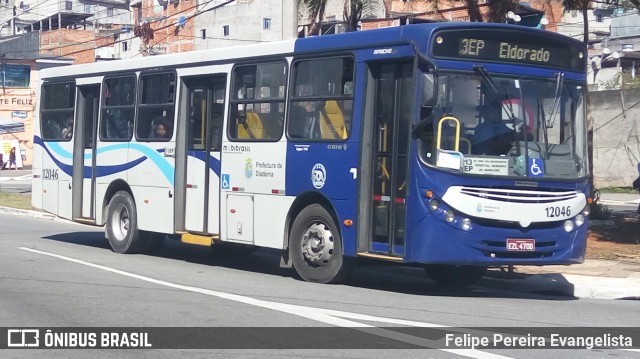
[421,73,436,107]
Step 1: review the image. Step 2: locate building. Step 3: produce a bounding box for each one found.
[0,32,72,166]
[0,0,131,63]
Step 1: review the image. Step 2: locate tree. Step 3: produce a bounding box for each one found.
[298,0,328,36]
[344,0,381,32]
[562,0,591,46]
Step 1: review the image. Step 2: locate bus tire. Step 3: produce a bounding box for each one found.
[105,191,145,254]
[425,265,487,287]
[289,204,350,284]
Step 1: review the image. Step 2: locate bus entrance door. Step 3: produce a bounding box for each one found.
[181,75,227,235]
[366,62,413,257]
[72,84,100,221]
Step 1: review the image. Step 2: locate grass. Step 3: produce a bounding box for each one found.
[597,186,637,194]
[0,192,34,210]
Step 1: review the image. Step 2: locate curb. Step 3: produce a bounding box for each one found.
[483,270,640,300]
[0,205,73,224]
[599,200,640,206]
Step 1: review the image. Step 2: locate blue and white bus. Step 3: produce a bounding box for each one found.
[32,22,590,286]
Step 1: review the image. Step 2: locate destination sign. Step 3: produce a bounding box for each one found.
[431,29,586,72]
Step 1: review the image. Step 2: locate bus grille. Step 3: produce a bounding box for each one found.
[459,186,579,204]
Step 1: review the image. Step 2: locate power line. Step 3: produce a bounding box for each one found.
[3,0,217,56]
[58,0,235,59]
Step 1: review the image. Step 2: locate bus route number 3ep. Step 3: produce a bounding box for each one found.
[43,169,59,180]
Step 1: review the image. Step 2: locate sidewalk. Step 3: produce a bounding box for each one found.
[484,259,640,300]
[0,168,32,182]
[598,192,640,205]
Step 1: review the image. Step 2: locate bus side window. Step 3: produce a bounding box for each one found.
[319,100,348,140]
[230,61,286,141]
[40,82,75,141]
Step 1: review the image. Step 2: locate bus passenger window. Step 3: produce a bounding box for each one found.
[229,61,286,141]
[40,82,75,141]
[136,73,175,141]
[101,75,136,141]
[287,57,353,141]
[289,100,319,139]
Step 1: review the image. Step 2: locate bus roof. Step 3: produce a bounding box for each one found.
[41,22,585,80]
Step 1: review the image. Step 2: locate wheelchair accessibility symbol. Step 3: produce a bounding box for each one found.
[527,158,544,177]
[221,174,230,189]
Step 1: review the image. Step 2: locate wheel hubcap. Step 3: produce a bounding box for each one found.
[112,204,129,242]
[301,222,334,266]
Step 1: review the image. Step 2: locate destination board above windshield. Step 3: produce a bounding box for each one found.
[431,29,586,72]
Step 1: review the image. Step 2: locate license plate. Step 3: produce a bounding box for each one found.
[506,238,535,251]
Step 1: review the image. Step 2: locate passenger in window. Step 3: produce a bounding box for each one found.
[60,117,74,140]
[289,101,320,139]
[154,120,171,139]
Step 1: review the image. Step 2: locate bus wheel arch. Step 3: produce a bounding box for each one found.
[282,192,338,266]
[285,193,351,283]
[102,179,133,224]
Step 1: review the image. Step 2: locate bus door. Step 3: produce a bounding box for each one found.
[366,62,414,256]
[72,84,100,221]
[181,75,227,234]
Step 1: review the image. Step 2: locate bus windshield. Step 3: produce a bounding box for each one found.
[419,71,588,180]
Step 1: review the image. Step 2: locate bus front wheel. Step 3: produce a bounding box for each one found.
[106,191,146,254]
[289,204,350,284]
[425,265,487,287]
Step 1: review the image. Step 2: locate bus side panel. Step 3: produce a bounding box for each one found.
[94,144,130,226]
[284,143,359,257]
[131,185,174,234]
[58,179,72,220]
[252,194,294,249]
[126,142,175,234]
[39,140,74,216]
[219,142,287,243]
[31,137,43,210]
[95,183,108,226]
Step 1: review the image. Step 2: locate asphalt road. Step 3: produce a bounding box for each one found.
[0,169,31,195]
[1,214,639,358]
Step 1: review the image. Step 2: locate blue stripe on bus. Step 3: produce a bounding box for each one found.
[188,150,221,176]
[35,136,174,184]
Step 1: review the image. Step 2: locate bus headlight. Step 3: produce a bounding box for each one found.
[574,214,585,227]
[445,210,455,223]
[429,199,439,211]
[461,218,472,230]
[582,205,591,217]
[563,220,574,232]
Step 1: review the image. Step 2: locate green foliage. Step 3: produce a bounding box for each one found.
[597,186,638,194]
[600,72,640,90]
[590,189,611,220]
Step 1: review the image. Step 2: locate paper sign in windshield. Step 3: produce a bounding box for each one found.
[463,157,509,175]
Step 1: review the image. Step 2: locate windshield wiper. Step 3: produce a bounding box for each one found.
[474,65,520,125]
[547,73,564,129]
[538,73,565,160]
[538,98,550,160]
[473,65,501,110]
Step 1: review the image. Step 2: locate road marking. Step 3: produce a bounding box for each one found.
[18,246,512,359]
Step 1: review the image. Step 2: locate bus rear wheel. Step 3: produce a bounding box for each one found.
[289,204,350,284]
[105,191,146,254]
[425,265,487,287]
